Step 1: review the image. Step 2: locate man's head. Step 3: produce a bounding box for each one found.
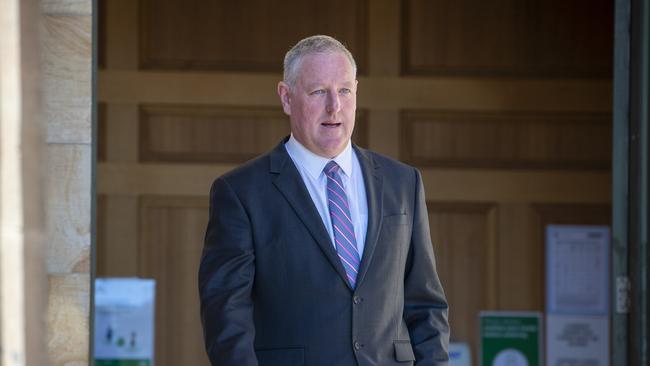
[278,35,358,159]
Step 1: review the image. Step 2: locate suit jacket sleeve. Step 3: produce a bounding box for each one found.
[403,168,450,365]
[199,177,257,366]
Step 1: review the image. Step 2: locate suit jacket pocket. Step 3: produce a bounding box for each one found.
[394,340,415,362]
[383,213,409,226]
[256,347,304,366]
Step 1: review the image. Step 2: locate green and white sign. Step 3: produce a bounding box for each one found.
[95,278,156,366]
[480,312,542,366]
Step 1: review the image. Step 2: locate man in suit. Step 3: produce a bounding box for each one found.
[199,35,449,366]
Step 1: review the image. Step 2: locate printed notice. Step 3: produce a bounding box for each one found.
[546,226,609,315]
[545,225,610,366]
[546,314,608,366]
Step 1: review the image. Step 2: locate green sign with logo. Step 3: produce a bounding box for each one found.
[480,312,542,366]
[95,360,150,366]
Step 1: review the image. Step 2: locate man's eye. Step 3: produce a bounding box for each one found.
[339,88,352,95]
[311,89,325,95]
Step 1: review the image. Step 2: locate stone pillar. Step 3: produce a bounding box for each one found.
[1,0,94,364]
[0,0,47,365]
[41,0,93,365]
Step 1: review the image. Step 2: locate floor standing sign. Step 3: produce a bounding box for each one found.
[95,278,156,366]
[546,225,610,366]
[480,311,542,366]
[449,342,472,366]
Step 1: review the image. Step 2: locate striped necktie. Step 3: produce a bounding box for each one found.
[324,161,360,288]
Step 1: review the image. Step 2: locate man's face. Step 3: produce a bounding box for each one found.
[278,52,357,158]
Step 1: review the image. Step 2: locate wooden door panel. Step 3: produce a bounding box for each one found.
[403,0,613,76]
[138,196,210,366]
[401,110,611,169]
[98,0,613,363]
[428,203,497,357]
[140,0,368,72]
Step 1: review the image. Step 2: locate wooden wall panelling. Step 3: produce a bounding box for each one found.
[139,0,368,72]
[138,196,210,366]
[139,104,369,163]
[104,104,139,162]
[97,3,616,365]
[402,0,517,75]
[102,0,139,69]
[98,0,106,69]
[99,71,612,112]
[401,110,612,169]
[368,0,400,76]
[534,203,612,228]
[497,203,543,311]
[97,163,235,197]
[96,195,139,277]
[427,202,498,357]
[97,162,611,203]
[353,110,369,148]
[139,104,289,163]
[420,169,610,204]
[367,109,400,159]
[402,0,613,76]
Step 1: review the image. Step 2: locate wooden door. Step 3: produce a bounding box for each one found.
[97,0,613,363]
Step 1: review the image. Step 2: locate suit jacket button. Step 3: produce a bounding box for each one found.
[353,296,362,304]
[354,341,363,350]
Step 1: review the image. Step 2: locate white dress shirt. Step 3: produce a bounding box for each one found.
[285,134,368,257]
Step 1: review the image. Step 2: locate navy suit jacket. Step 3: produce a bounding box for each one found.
[199,139,449,366]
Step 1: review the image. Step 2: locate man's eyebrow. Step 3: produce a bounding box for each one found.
[304,80,355,89]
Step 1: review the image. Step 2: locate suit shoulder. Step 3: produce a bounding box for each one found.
[210,151,271,189]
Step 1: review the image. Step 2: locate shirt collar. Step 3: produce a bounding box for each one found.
[285,134,353,180]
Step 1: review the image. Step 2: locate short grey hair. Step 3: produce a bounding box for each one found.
[283,35,357,87]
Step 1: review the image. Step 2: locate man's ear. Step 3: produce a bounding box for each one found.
[277,81,292,116]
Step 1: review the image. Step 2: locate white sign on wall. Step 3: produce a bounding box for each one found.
[545,225,610,366]
[95,278,156,366]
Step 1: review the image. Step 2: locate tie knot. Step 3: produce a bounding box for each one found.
[324,161,340,176]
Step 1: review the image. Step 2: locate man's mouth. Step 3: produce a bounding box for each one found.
[321,121,342,128]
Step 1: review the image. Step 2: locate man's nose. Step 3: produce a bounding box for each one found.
[326,91,341,114]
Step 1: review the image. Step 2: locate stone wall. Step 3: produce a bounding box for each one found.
[43,0,92,364]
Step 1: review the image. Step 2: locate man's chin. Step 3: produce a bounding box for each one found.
[317,141,349,158]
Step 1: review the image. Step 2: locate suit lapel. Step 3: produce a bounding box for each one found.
[354,146,384,288]
[269,141,351,288]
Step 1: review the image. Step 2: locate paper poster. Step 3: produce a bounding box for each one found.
[545,225,610,366]
[95,278,156,366]
[546,314,609,366]
[546,225,609,315]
